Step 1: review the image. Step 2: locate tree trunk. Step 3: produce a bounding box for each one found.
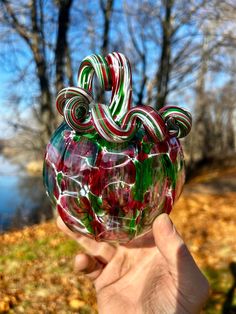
[98,0,114,103]
[101,0,114,56]
[55,0,73,93]
[35,57,54,140]
[30,0,54,141]
[155,0,173,109]
[194,42,214,160]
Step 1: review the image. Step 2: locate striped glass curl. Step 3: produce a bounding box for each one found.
[55,53,192,142]
[159,106,192,138]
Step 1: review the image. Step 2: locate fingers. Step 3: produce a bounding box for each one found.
[57,216,81,241]
[153,214,209,299]
[57,216,117,264]
[153,214,192,269]
[152,214,197,271]
[74,253,103,280]
[74,253,97,272]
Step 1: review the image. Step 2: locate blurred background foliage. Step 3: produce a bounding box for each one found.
[0,0,235,313]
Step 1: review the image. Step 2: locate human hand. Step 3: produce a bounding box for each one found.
[57,214,209,314]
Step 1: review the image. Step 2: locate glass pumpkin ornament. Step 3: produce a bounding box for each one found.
[43,52,192,243]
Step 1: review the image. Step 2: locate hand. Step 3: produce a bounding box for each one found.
[57,214,209,314]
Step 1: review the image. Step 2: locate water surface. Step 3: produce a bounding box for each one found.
[0,155,52,233]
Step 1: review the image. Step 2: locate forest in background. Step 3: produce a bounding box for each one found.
[0,0,236,168]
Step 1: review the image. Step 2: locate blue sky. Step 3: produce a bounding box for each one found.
[0,0,233,138]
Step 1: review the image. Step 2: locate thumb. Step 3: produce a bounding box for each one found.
[153,213,187,270]
[152,214,209,296]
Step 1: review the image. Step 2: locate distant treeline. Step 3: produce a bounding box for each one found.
[1,1,236,166]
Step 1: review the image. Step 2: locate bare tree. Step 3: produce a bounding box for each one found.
[1,0,236,167]
[0,0,74,144]
[124,3,147,105]
[55,0,74,93]
[155,0,173,109]
[188,0,236,163]
[100,0,114,56]
[125,0,214,109]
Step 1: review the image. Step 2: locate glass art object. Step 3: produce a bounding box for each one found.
[43,52,192,243]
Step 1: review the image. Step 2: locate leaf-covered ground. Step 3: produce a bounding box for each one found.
[0,166,236,313]
[171,166,236,314]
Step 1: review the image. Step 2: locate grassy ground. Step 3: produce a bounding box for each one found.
[0,223,97,313]
[0,167,236,313]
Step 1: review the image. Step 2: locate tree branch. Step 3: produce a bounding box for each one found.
[1,0,32,48]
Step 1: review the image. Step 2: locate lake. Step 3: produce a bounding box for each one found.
[0,155,52,233]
